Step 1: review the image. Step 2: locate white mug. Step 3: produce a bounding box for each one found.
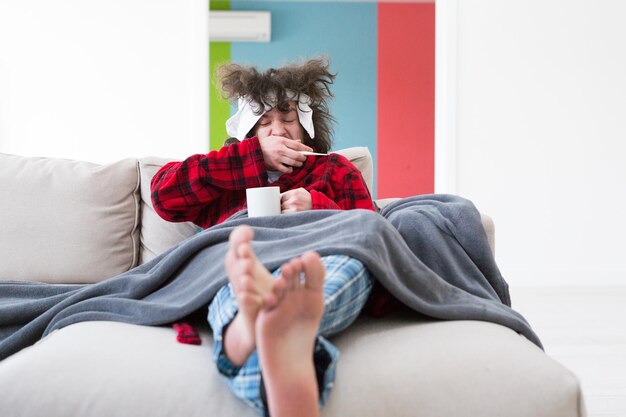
[246,186,281,217]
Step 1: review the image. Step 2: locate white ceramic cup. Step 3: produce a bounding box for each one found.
[246,186,281,217]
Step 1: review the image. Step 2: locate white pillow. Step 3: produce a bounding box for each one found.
[333,147,373,195]
[138,157,202,264]
[0,153,141,284]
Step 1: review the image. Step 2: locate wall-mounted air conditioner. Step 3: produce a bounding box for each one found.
[209,11,271,42]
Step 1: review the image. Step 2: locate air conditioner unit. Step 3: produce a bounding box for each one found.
[209,11,271,42]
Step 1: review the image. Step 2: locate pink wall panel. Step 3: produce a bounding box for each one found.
[377,3,435,198]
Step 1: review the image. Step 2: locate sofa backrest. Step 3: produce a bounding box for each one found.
[0,147,374,284]
[137,157,203,265]
[0,153,141,284]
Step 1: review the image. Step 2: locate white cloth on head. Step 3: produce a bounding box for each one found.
[226,91,314,140]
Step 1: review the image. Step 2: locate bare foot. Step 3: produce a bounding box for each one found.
[256,251,326,417]
[223,225,276,366]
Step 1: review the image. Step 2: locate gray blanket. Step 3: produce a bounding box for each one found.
[0,195,541,361]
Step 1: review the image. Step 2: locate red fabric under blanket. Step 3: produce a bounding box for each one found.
[172,322,202,345]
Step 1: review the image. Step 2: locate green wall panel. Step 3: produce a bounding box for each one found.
[209,1,231,150]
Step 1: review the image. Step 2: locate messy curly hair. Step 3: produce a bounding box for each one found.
[217,57,336,153]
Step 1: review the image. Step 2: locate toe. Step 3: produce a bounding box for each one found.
[230,225,254,246]
[280,258,303,290]
[288,259,304,289]
[236,242,254,260]
[302,252,325,290]
[272,274,289,300]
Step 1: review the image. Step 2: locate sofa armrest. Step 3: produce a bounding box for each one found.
[374,197,496,255]
[480,212,495,255]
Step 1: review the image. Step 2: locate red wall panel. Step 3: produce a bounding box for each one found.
[377,3,435,198]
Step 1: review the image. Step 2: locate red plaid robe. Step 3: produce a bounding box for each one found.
[151,137,375,228]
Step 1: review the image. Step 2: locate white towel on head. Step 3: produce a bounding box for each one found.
[226,91,314,140]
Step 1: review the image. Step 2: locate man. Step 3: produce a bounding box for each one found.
[151,58,377,417]
[151,58,374,227]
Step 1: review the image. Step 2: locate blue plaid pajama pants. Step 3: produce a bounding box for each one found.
[207,255,373,415]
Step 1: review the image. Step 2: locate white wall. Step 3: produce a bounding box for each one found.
[0,0,208,164]
[452,0,626,286]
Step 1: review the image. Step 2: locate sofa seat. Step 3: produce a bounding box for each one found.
[0,314,583,417]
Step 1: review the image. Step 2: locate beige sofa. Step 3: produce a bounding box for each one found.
[0,149,585,417]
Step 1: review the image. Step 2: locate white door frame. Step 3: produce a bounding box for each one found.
[434,0,458,194]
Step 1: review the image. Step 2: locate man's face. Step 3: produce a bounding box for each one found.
[252,101,305,141]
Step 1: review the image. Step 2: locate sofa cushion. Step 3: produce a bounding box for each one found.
[0,318,584,417]
[334,146,373,194]
[0,153,140,284]
[138,157,202,264]
[327,316,584,417]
